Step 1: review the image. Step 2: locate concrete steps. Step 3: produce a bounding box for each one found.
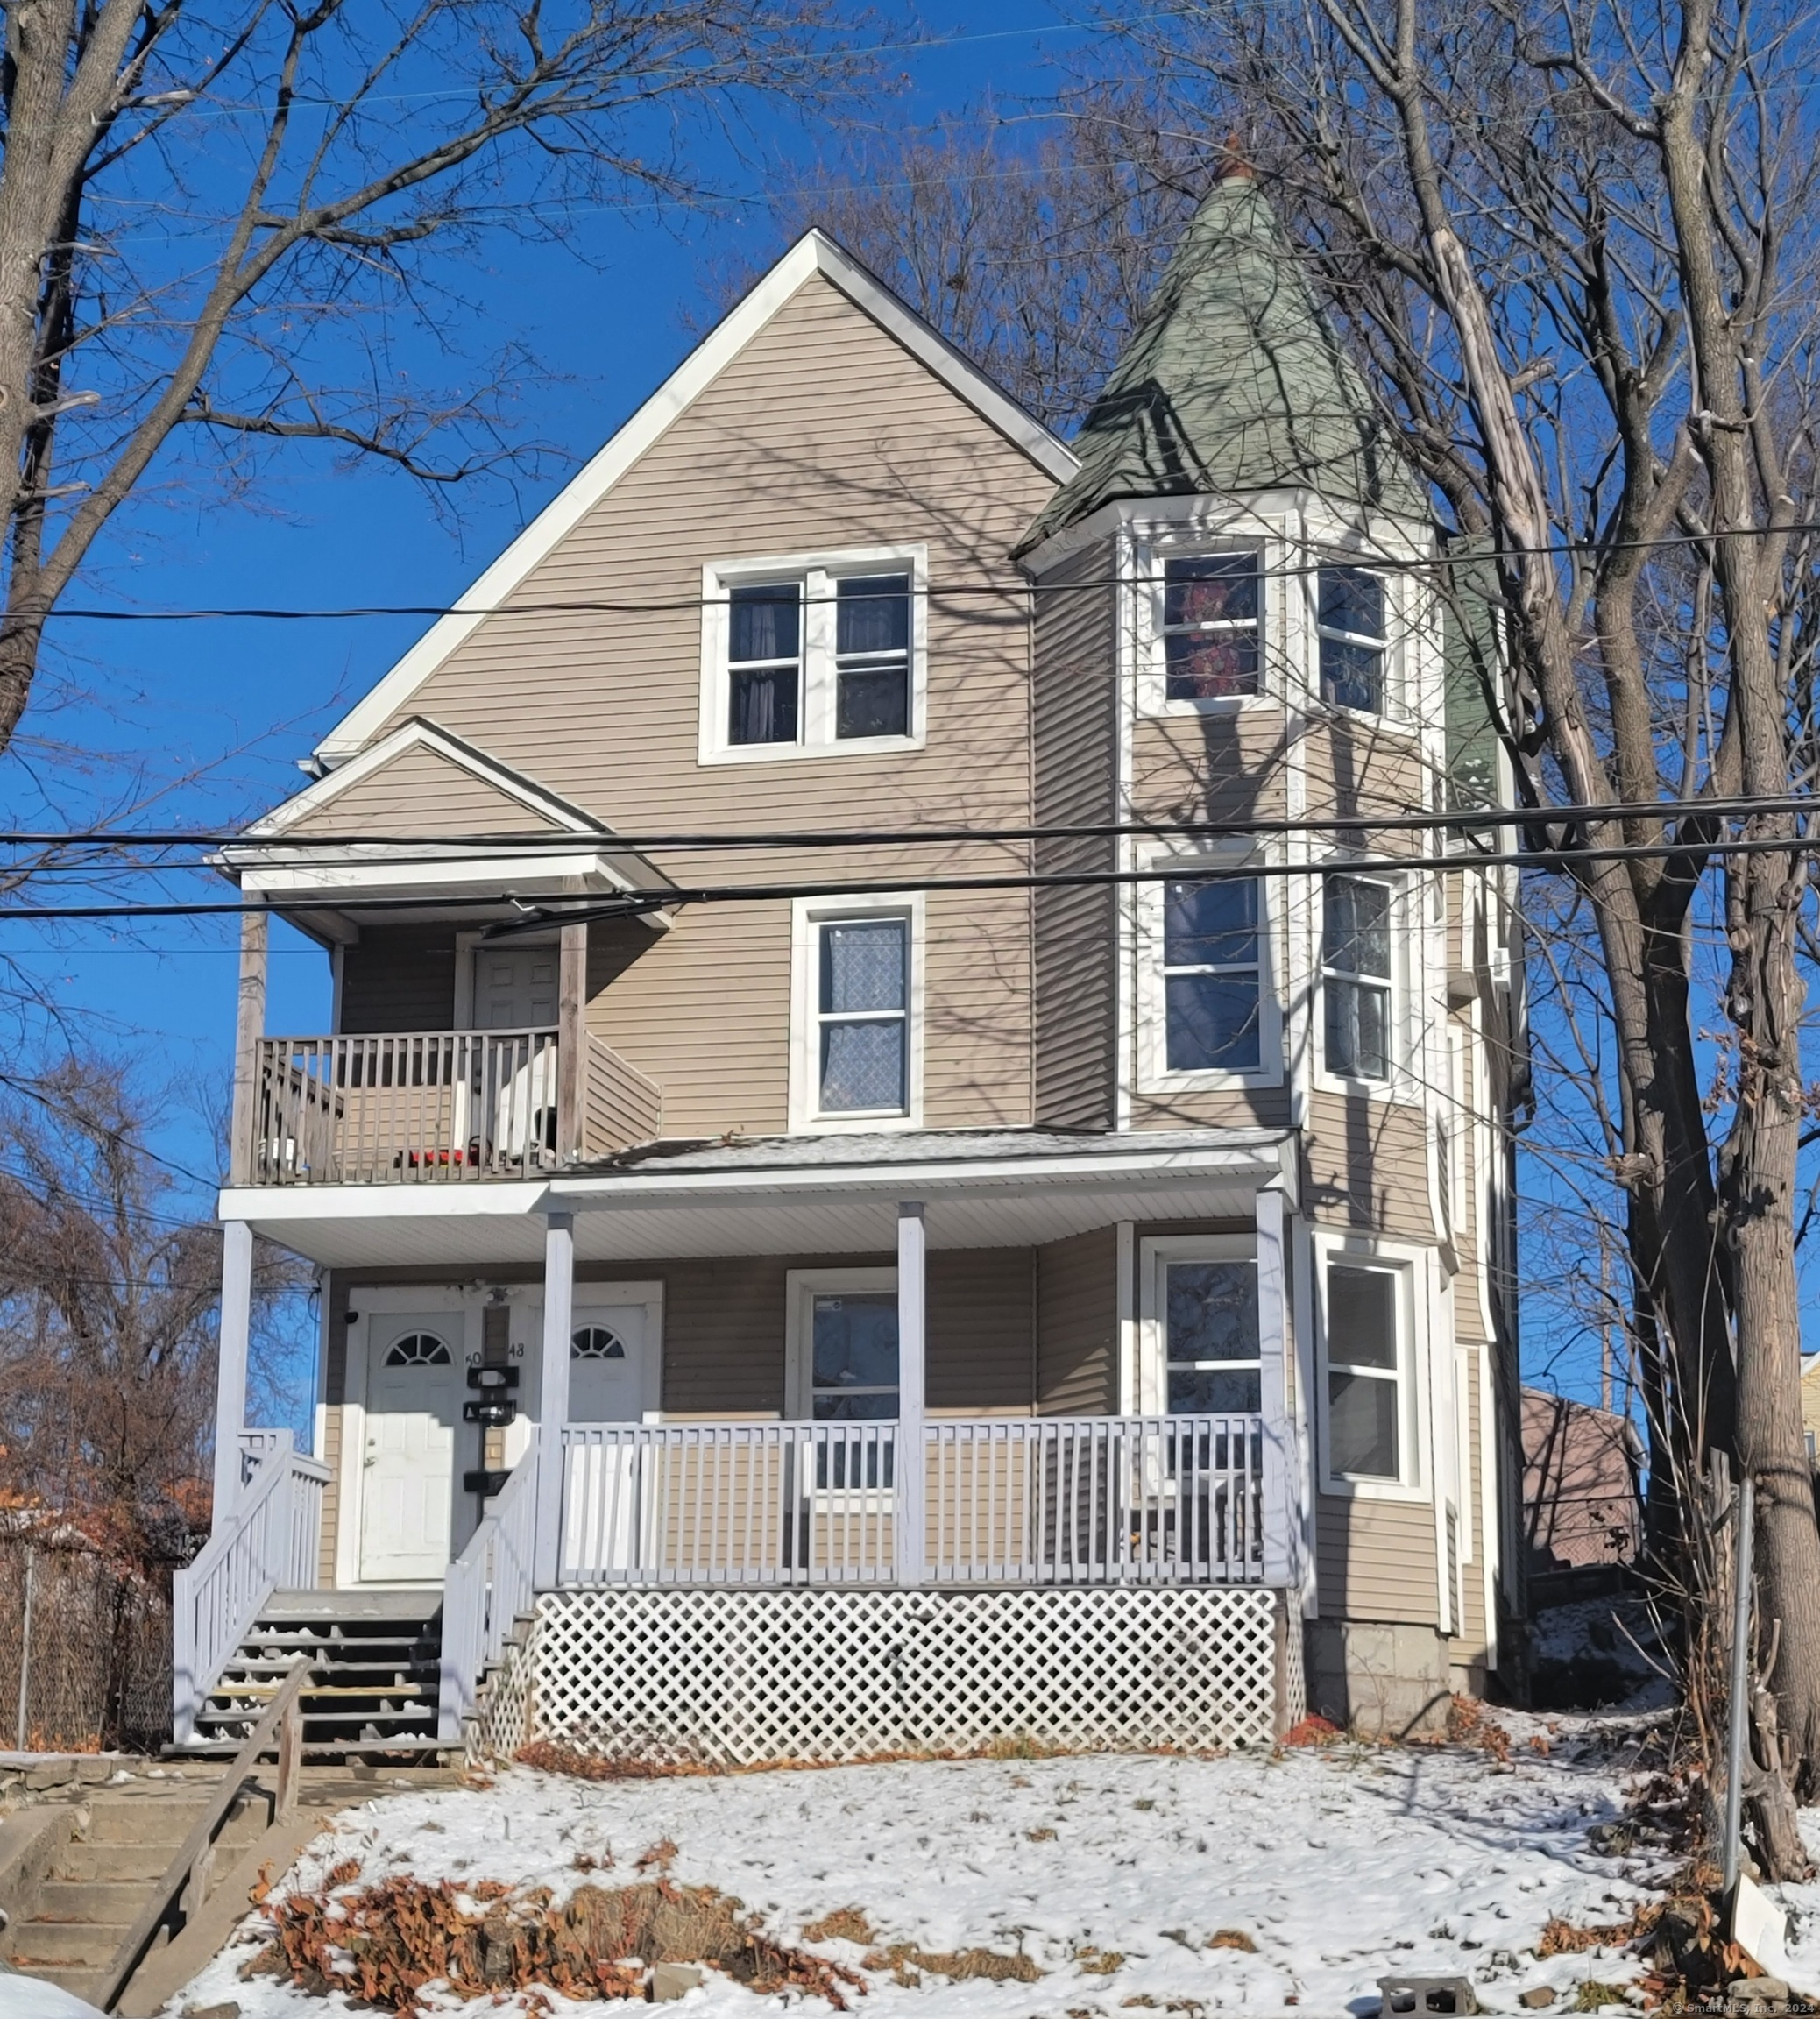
[1,1780,266,2006]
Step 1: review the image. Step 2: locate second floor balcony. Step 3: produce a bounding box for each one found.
[244,1024,662,1185]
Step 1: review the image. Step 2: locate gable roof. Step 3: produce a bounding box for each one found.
[249,717,620,840]
[314,231,1078,769]
[1019,171,1427,553]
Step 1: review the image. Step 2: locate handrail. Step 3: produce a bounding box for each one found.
[555,1413,1267,1589]
[98,1662,312,2012]
[438,1447,540,1744]
[173,1432,329,1746]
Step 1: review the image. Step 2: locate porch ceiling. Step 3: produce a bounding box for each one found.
[221,1129,1296,1270]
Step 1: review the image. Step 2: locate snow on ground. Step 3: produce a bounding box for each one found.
[170,1731,1671,2017]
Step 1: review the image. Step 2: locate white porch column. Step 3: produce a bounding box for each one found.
[211,1219,255,1527]
[1255,1187,1299,1590]
[896,1201,927,1586]
[533,1210,576,1589]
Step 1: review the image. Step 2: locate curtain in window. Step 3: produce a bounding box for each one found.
[818,920,908,1111]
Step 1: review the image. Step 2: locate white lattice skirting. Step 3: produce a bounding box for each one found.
[471,1586,1300,1767]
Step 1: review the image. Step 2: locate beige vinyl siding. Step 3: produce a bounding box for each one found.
[316,1404,343,1588]
[289,741,563,836]
[1303,1089,1439,1243]
[340,925,459,1033]
[345,274,1050,1137]
[1032,539,1116,1128]
[1129,707,1292,828]
[929,1248,1036,1411]
[1300,719,1429,824]
[1315,1493,1440,1626]
[1130,1087,1296,1130]
[1036,1227,1119,1414]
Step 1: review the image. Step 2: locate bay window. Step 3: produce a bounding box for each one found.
[1161,875,1264,1073]
[1317,565,1389,713]
[1323,874,1394,1082]
[1325,1260,1404,1481]
[1161,552,1261,699]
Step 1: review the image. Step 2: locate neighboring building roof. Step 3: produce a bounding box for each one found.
[1520,1388,1643,1572]
[313,231,1077,769]
[1019,168,1428,552]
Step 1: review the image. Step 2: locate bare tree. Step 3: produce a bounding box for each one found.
[0,1053,304,1565]
[761,5,1820,1868]
[0,0,860,755]
[722,108,1200,429]
[1080,0,1820,1864]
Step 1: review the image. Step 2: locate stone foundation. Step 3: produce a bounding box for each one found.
[1306,1618,1453,1737]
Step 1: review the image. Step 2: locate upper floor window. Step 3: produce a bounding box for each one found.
[728,583,801,744]
[1318,566,1389,713]
[704,550,924,762]
[1162,553,1261,700]
[818,916,908,1116]
[1322,874,1394,1083]
[1162,877,1263,1073]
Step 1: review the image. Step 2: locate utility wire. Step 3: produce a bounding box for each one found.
[0,831,1814,930]
[20,515,1820,626]
[0,790,1811,856]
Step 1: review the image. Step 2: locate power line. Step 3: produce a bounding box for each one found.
[19,516,1820,626]
[0,830,1812,931]
[0,790,1810,856]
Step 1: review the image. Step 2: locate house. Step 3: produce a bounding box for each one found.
[1519,1389,1642,1574]
[182,166,1526,1761]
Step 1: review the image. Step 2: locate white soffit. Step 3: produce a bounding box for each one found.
[312,232,1078,769]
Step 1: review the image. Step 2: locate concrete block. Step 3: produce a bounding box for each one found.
[1378,1973,1478,2015]
[1308,1619,1453,1739]
[25,1760,75,1791]
[651,1960,706,2001]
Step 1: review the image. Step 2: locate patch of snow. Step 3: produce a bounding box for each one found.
[166,1737,1669,2017]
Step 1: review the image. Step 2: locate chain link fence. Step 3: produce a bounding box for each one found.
[0,1534,175,1753]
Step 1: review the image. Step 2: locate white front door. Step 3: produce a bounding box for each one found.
[360,1315,462,1581]
[476,947,558,1029]
[568,1301,654,1421]
[563,1300,657,1577]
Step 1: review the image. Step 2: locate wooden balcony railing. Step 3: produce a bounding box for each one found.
[556,1413,1266,1588]
[246,1026,662,1185]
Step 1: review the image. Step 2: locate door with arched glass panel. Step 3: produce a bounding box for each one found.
[359,1316,461,1580]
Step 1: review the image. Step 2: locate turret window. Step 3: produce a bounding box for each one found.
[1162,553,1260,699]
[1318,567,1389,713]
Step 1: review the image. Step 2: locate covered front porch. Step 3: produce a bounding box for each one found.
[191,1130,1310,1757]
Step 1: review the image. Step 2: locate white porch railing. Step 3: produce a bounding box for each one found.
[556,1414,1264,1589]
[172,1430,329,1746]
[438,1447,539,1744]
[252,1028,559,1185]
[248,1026,663,1184]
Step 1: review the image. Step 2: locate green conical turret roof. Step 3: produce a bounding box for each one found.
[1019,171,1427,551]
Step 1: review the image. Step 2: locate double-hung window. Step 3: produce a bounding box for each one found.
[1317,566,1389,713]
[1161,876,1264,1073]
[1325,1261,1402,1479]
[727,583,803,745]
[1322,874,1394,1082]
[711,555,921,758]
[1161,553,1261,699]
[834,575,910,738]
[1163,1257,1260,1413]
[816,917,910,1116]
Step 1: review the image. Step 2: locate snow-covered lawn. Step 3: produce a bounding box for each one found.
[172,1730,1671,2016]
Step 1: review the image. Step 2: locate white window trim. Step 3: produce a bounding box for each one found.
[1132,529,1277,718]
[698,543,928,765]
[1316,865,1413,1102]
[1136,847,1284,1093]
[789,893,924,1133]
[1313,1231,1429,1502]
[784,1266,898,1421]
[1136,1235,1257,1419]
[1309,557,1421,729]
